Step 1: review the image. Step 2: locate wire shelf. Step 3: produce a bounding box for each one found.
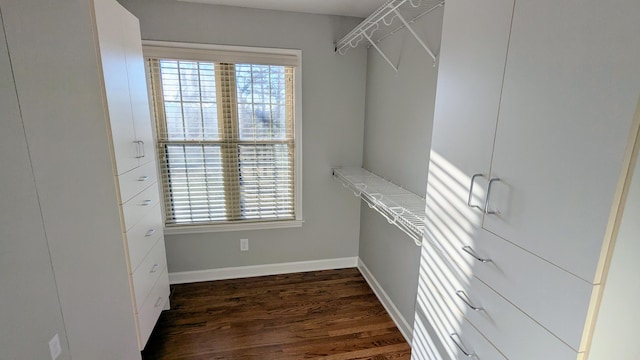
[333,167,426,246]
[335,0,444,71]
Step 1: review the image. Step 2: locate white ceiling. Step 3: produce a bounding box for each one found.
[176,0,388,18]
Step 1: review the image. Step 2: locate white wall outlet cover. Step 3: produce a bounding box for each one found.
[49,333,62,360]
[240,238,249,251]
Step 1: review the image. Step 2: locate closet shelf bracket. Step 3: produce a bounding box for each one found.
[333,167,426,246]
[335,0,444,71]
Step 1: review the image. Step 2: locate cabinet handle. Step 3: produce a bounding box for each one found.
[150,263,160,273]
[449,333,475,357]
[138,175,150,182]
[483,177,501,215]
[154,297,164,308]
[141,199,153,206]
[462,246,492,263]
[134,141,144,159]
[145,229,156,237]
[467,174,485,210]
[456,290,483,311]
[139,140,145,158]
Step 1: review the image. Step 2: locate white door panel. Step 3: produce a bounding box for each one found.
[483,0,640,282]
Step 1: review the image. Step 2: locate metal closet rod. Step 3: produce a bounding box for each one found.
[335,0,444,71]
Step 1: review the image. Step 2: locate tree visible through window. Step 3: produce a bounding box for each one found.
[147,57,295,226]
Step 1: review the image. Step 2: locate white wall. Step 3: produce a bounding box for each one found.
[589,123,640,359]
[118,0,367,272]
[0,9,70,359]
[358,6,444,332]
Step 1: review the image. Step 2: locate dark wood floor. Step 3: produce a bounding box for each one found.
[142,268,411,359]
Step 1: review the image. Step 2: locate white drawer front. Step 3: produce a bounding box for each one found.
[422,240,577,359]
[122,183,160,231]
[132,237,166,311]
[126,203,163,273]
[137,267,169,350]
[414,299,507,360]
[118,161,158,204]
[427,228,591,351]
[459,277,576,359]
[450,318,506,360]
[414,243,506,360]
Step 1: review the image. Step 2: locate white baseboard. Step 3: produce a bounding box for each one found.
[169,257,358,284]
[357,257,413,343]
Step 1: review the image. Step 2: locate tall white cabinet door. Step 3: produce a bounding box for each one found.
[122,12,155,167]
[483,0,640,282]
[424,0,513,246]
[414,0,514,357]
[94,0,138,175]
[0,12,71,359]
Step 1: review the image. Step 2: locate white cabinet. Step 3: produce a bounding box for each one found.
[0,0,168,356]
[426,0,513,231]
[96,0,154,176]
[122,10,155,167]
[118,161,158,204]
[94,0,170,350]
[482,0,640,282]
[413,0,640,358]
[415,0,515,356]
[95,0,138,176]
[420,239,576,359]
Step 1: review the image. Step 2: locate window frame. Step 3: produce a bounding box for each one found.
[143,41,303,234]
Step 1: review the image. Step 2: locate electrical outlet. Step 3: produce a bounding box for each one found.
[49,333,62,360]
[240,238,249,251]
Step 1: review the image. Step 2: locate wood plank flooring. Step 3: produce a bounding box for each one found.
[142,268,411,359]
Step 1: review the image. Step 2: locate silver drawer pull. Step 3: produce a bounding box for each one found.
[145,229,156,237]
[154,297,164,308]
[484,177,501,215]
[150,263,160,273]
[467,174,485,210]
[141,199,153,206]
[138,175,150,182]
[462,246,492,263]
[449,333,475,357]
[456,290,483,311]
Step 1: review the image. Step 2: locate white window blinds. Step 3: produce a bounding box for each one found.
[146,51,297,227]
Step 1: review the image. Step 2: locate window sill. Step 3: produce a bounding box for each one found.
[163,219,304,235]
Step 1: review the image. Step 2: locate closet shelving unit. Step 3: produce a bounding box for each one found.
[333,167,426,246]
[335,0,444,71]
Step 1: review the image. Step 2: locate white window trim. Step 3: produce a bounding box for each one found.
[143,40,303,234]
[163,219,304,235]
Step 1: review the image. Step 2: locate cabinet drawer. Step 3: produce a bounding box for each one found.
[414,247,506,360]
[137,267,169,350]
[415,306,505,360]
[426,228,592,351]
[132,237,166,311]
[122,183,160,231]
[126,204,163,273]
[118,161,158,204]
[423,240,577,359]
[450,317,506,360]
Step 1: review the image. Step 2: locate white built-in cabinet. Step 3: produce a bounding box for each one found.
[95,0,154,176]
[413,0,640,358]
[1,0,169,356]
[94,0,169,350]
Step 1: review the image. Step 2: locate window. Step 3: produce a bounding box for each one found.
[144,42,302,231]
